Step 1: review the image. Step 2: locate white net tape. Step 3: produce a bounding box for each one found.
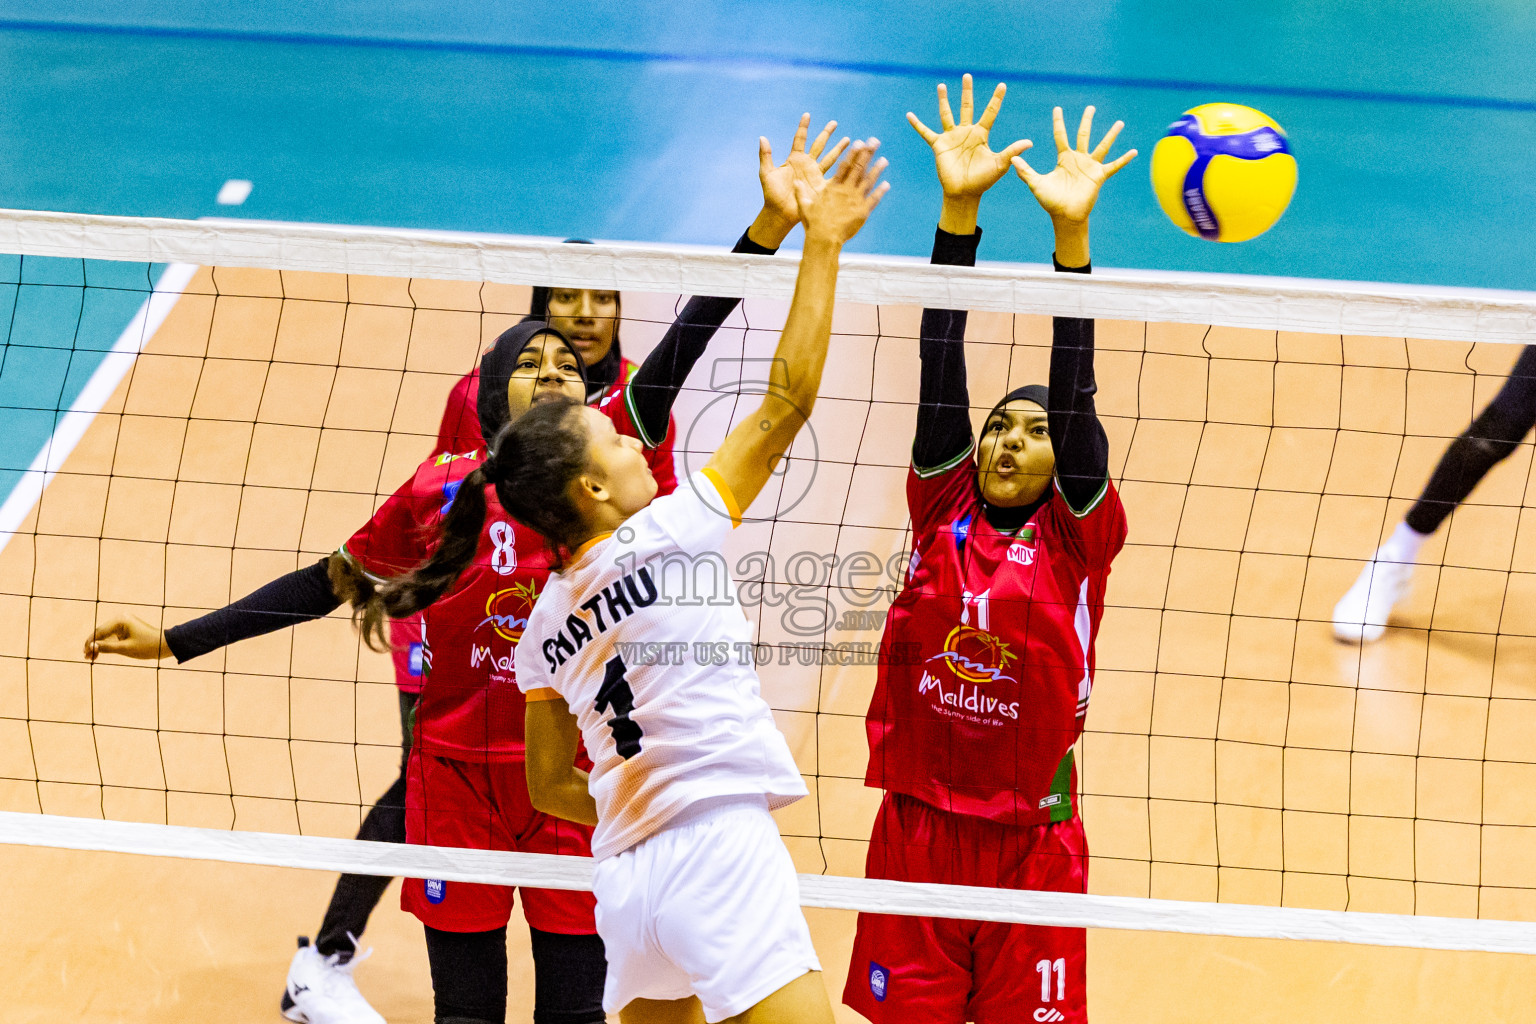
[9,812,1536,954]
[0,207,1533,344]
[7,207,1536,954]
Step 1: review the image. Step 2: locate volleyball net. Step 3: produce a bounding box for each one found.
[6,208,1536,962]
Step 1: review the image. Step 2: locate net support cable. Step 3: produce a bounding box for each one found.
[5,811,1535,955]
[1,207,1534,343]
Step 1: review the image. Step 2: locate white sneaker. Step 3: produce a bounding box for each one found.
[1333,554,1415,642]
[281,937,386,1024]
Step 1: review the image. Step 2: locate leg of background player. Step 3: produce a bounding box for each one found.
[528,927,608,1024]
[425,924,510,1024]
[1335,344,1536,642]
[282,690,418,1023]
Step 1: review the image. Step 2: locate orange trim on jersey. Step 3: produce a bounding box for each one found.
[572,532,614,559]
[701,467,743,528]
[523,687,563,703]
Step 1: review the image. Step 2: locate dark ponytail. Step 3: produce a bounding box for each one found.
[347,397,593,649]
[484,397,592,556]
[351,464,493,651]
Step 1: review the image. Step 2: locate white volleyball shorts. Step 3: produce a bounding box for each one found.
[592,795,823,1022]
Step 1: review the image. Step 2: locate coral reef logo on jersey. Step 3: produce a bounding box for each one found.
[478,581,540,642]
[932,624,1018,685]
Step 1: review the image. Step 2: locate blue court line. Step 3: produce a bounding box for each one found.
[4,17,1536,115]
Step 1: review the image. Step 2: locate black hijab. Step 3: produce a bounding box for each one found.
[980,384,1051,532]
[527,238,623,402]
[477,321,588,450]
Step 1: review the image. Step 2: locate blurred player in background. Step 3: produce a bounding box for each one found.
[1334,345,1536,642]
[845,78,1133,1024]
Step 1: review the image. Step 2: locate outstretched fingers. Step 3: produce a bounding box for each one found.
[833,140,871,184]
[1102,147,1139,178]
[976,81,1007,130]
[759,135,776,178]
[864,177,892,213]
[1011,154,1041,185]
[907,111,938,145]
[790,112,811,154]
[1051,106,1070,153]
[807,119,839,158]
[1000,138,1033,163]
[817,135,851,172]
[959,73,975,126]
[1091,119,1124,161]
[1076,105,1096,152]
[937,82,956,131]
[859,153,889,195]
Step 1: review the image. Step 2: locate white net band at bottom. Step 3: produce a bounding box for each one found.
[5,811,1534,956]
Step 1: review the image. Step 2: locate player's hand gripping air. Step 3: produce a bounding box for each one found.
[705,139,888,515]
[84,614,169,661]
[757,113,852,233]
[908,73,1030,234]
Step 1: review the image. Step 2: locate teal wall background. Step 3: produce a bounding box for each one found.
[0,2,1532,287]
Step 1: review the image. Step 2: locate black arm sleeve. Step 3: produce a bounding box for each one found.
[1048,257,1111,512]
[163,558,342,663]
[911,227,982,472]
[626,228,779,446]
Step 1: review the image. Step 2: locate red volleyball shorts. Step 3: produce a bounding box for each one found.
[402,748,597,934]
[843,792,1088,1024]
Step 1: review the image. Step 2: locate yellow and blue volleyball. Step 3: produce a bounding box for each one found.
[1150,103,1296,243]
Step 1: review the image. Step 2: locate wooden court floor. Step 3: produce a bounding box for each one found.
[6,266,1536,1019]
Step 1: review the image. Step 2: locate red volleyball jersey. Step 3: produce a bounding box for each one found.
[434,357,677,494]
[345,451,552,761]
[863,461,1127,825]
[351,366,680,760]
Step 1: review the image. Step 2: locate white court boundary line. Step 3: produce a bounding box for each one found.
[4,811,1536,956]
[1,207,1535,344]
[0,262,195,554]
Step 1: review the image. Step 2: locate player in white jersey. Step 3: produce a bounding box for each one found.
[373,141,887,1023]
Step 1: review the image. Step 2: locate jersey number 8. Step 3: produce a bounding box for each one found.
[595,653,644,759]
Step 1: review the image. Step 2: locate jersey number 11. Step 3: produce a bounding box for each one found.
[596,653,644,759]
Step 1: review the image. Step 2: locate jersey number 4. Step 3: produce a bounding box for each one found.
[595,654,644,759]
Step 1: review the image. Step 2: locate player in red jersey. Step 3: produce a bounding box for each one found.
[434,110,857,486]
[85,114,851,1024]
[841,78,1136,1024]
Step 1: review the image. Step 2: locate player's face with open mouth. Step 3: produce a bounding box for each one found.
[545,287,619,365]
[976,399,1054,507]
[578,405,657,520]
[505,334,586,420]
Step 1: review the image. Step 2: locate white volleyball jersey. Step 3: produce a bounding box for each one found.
[515,469,807,860]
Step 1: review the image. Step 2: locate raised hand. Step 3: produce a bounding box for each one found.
[758,113,853,235]
[909,74,1031,204]
[84,615,170,661]
[1012,105,1137,226]
[798,140,890,246]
